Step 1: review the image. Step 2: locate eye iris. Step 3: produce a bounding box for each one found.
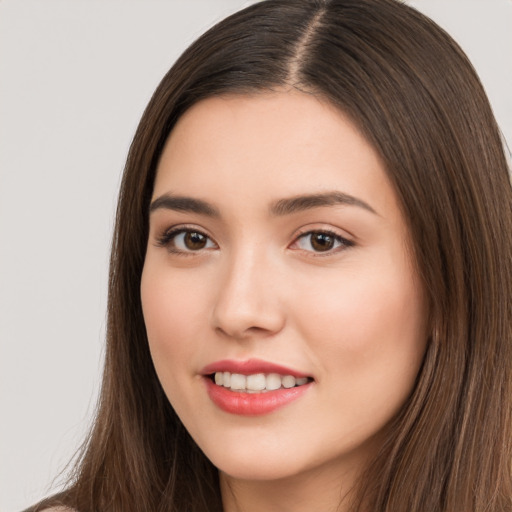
[311,233,334,252]
[184,232,207,250]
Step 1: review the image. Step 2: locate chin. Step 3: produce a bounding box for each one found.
[201,440,307,482]
[216,459,300,482]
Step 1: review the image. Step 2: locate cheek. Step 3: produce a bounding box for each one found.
[294,253,427,397]
[141,263,219,444]
[140,265,206,377]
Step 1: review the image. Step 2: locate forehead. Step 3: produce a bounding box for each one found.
[153,91,396,218]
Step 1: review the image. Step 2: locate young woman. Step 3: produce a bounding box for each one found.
[29,0,512,510]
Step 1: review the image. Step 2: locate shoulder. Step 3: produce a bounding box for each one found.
[40,508,75,512]
[21,494,76,512]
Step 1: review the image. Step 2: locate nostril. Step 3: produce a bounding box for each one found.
[214,324,281,341]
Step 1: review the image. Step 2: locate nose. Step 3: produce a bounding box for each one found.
[211,248,285,340]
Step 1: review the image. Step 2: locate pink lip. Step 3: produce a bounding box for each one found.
[201,358,313,416]
[201,358,310,378]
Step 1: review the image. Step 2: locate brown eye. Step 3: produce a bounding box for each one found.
[310,233,335,252]
[293,230,352,254]
[184,231,208,250]
[158,229,216,253]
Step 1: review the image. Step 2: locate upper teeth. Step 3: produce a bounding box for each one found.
[214,372,309,392]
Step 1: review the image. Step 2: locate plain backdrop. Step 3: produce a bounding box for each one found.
[1,1,511,511]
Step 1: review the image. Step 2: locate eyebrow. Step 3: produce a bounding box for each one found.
[270,191,378,216]
[149,191,377,217]
[149,194,220,217]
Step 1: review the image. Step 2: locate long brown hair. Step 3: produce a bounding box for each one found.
[30,1,512,511]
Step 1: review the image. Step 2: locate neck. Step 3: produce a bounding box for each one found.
[219,459,361,512]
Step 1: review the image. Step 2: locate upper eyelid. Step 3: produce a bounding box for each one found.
[287,226,356,257]
[291,230,353,247]
[292,225,355,242]
[157,224,214,239]
[155,225,217,249]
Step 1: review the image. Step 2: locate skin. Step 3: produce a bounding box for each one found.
[141,91,428,512]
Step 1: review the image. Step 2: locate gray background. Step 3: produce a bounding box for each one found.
[1,1,511,511]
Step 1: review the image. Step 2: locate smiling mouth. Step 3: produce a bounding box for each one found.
[209,372,313,393]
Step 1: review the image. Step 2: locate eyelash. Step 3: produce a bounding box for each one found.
[156,226,217,255]
[291,229,354,255]
[156,226,354,256]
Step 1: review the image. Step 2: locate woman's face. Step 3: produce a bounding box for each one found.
[141,91,427,484]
